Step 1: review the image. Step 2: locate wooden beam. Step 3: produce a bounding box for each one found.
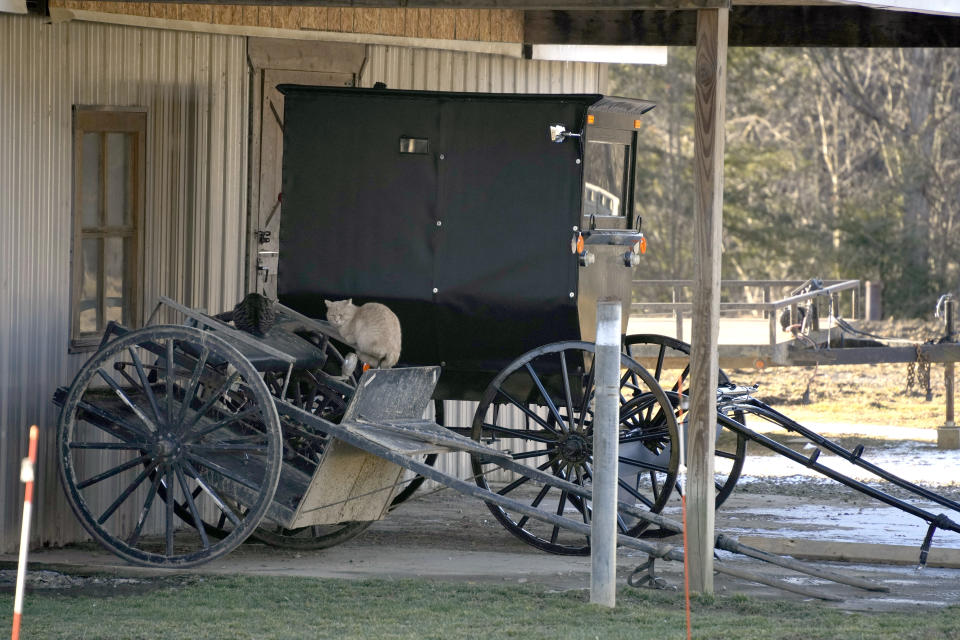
[105,0,731,7]
[524,7,960,47]
[687,6,727,595]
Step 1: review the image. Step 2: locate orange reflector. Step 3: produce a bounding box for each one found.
[639,236,647,254]
[362,363,371,372]
[576,234,584,254]
[634,119,642,129]
[587,114,595,124]
[755,359,766,369]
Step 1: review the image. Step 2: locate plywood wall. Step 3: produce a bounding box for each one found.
[50,2,525,42]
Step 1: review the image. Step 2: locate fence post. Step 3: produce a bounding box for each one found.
[591,300,621,608]
[939,296,957,449]
[673,286,684,341]
[865,281,883,321]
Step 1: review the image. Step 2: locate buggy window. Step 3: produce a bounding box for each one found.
[582,140,629,218]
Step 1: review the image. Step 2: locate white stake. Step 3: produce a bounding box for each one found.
[12,425,38,640]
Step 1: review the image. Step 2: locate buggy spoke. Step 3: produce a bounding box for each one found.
[69,441,150,451]
[165,465,175,556]
[129,347,163,427]
[511,447,554,461]
[479,422,558,444]
[96,461,155,524]
[175,346,210,429]
[186,442,269,454]
[524,362,568,434]
[128,470,162,547]
[78,454,151,490]
[96,368,159,434]
[165,339,176,430]
[576,364,596,432]
[176,464,210,549]
[494,387,560,435]
[76,399,151,441]
[516,484,553,529]
[182,459,242,528]
[497,457,558,496]
[618,477,655,509]
[180,371,241,434]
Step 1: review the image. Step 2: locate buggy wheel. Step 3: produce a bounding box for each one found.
[471,341,679,555]
[56,325,282,568]
[623,334,747,508]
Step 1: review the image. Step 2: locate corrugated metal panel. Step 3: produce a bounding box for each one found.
[361,44,608,484]
[361,44,609,94]
[0,14,247,551]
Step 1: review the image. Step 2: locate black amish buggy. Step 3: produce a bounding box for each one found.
[52,86,960,577]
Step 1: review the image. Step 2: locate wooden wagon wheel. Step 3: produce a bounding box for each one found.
[470,341,679,555]
[623,334,748,509]
[56,325,282,568]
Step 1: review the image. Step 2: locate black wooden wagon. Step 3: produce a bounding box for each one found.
[54,86,960,570]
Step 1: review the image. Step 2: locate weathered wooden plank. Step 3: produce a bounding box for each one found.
[273,6,302,30]
[355,7,380,33]
[240,5,259,25]
[211,4,243,25]
[380,7,405,36]
[476,10,492,41]
[248,38,366,73]
[524,7,960,47]
[687,7,728,596]
[179,3,211,22]
[257,5,274,27]
[502,9,524,42]
[149,3,179,19]
[433,9,457,39]
[456,9,480,40]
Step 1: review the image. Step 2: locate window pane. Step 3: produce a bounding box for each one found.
[80,133,102,228]
[79,238,101,334]
[583,141,628,217]
[104,237,127,326]
[105,133,131,227]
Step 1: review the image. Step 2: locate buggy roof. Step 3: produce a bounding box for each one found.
[278,85,655,117]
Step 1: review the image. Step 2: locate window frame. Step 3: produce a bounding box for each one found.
[581,127,638,231]
[70,106,146,351]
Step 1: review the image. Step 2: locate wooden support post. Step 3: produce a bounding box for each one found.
[591,300,621,608]
[687,7,728,595]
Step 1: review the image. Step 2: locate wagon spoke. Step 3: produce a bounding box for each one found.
[524,362,568,434]
[96,461,155,525]
[165,339,176,431]
[175,464,210,549]
[550,488,570,544]
[479,422,558,444]
[128,470,162,547]
[618,476,656,509]
[165,465,176,556]
[78,454,151,490]
[96,368,159,434]
[559,352,578,430]
[175,346,210,430]
[180,371,241,434]
[515,484,553,529]
[69,441,150,451]
[494,387,560,435]
[76,399,152,442]
[497,457,557,497]
[618,454,671,475]
[576,364,596,432]
[510,447,554,461]
[181,458,242,528]
[129,347,163,427]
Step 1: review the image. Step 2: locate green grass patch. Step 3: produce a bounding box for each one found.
[3,575,960,640]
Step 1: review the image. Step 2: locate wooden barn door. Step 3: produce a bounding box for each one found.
[248,39,366,298]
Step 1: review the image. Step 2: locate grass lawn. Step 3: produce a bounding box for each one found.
[2,575,960,640]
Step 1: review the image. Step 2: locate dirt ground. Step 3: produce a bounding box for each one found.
[4,484,960,614]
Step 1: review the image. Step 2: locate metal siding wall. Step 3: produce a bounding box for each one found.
[0,14,247,551]
[362,45,608,485]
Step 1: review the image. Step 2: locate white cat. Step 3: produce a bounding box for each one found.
[324,299,402,369]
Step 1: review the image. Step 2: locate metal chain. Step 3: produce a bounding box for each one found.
[906,360,916,390]
[917,349,931,393]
